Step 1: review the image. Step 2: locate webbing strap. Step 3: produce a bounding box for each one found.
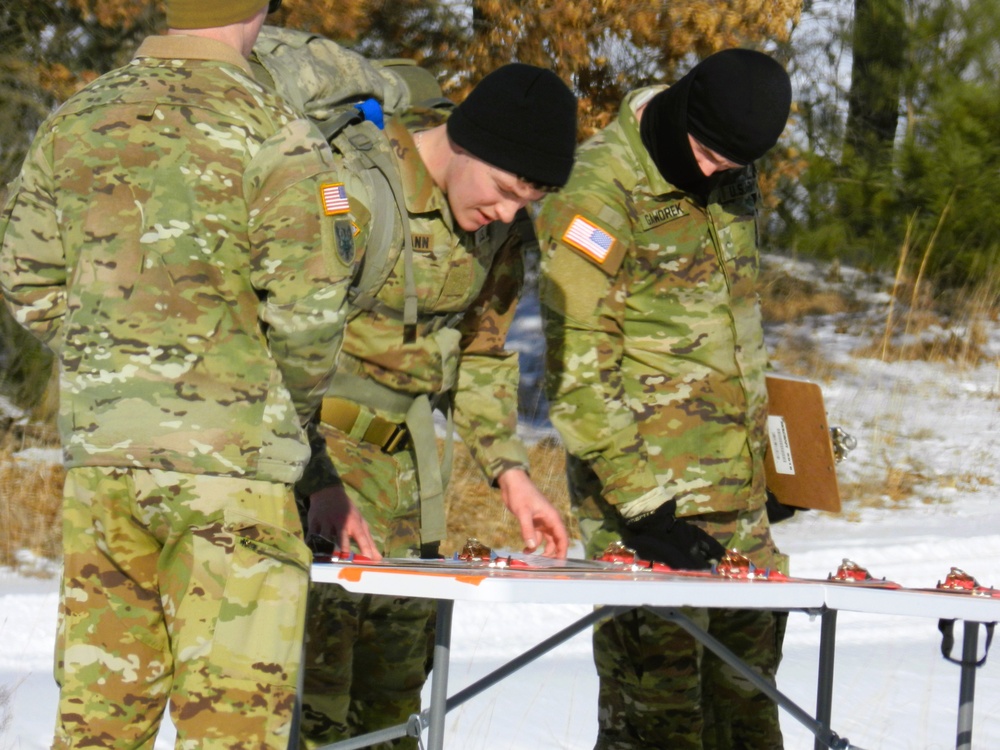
[322,119,416,330]
[326,372,451,543]
[938,619,996,667]
[326,372,415,419]
[334,129,394,300]
[365,146,418,328]
[405,394,448,542]
[318,108,363,142]
[344,302,466,334]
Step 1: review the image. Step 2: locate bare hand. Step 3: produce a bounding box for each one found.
[308,485,382,561]
[496,468,569,559]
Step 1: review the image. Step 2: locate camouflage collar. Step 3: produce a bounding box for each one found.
[384,116,450,220]
[620,85,673,196]
[134,35,254,77]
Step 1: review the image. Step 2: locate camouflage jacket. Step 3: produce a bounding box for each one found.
[0,36,354,484]
[537,86,769,518]
[329,108,530,482]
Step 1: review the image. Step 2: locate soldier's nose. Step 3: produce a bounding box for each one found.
[495,200,519,225]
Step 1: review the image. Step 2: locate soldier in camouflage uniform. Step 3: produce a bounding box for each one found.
[287,64,576,748]
[0,1,353,747]
[536,50,794,749]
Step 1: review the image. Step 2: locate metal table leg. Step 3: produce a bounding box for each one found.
[956,621,979,750]
[316,600,455,750]
[815,610,838,750]
[425,599,454,750]
[320,603,620,749]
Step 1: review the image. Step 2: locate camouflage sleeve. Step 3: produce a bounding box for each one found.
[246,118,367,425]
[452,230,530,482]
[0,133,67,347]
[295,418,342,497]
[537,191,666,512]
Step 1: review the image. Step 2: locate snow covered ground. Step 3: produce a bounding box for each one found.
[2,256,999,749]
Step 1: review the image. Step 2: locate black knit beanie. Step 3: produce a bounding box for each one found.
[641,49,791,192]
[447,63,577,188]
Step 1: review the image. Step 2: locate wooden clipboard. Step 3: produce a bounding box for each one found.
[764,373,842,512]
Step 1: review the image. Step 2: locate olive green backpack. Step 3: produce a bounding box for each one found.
[250,25,453,326]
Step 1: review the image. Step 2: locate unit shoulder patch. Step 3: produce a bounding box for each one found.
[334,220,356,264]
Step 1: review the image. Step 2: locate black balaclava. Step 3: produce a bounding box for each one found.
[640,49,792,196]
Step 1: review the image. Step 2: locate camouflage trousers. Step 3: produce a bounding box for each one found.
[298,425,436,750]
[573,467,788,750]
[57,466,311,749]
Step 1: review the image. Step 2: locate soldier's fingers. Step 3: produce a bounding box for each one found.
[534,509,568,558]
[507,506,538,552]
[337,524,352,553]
[351,517,382,561]
[539,525,568,559]
[550,529,569,559]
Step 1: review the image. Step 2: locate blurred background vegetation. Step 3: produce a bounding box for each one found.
[3,1,1000,417]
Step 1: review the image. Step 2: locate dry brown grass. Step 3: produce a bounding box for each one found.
[834,269,998,512]
[858,239,998,368]
[851,267,993,367]
[839,462,996,516]
[0,683,12,737]
[0,424,64,569]
[759,263,868,382]
[443,436,578,555]
[762,256,999,376]
[758,264,864,325]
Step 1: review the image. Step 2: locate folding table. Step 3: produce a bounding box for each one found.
[310,559,1000,750]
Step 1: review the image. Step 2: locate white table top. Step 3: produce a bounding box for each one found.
[311,560,1000,622]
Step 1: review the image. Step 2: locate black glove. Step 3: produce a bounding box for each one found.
[621,501,726,571]
[765,488,807,524]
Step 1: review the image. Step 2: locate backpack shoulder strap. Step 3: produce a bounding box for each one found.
[323,118,416,328]
[251,26,448,327]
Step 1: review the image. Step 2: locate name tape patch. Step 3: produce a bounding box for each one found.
[563,215,615,263]
[641,203,687,231]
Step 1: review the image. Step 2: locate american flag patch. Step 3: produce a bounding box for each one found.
[563,215,615,263]
[320,183,350,215]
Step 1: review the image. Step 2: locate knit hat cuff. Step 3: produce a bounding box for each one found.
[445,64,577,188]
[447,111,574,188]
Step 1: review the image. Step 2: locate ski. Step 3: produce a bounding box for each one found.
[313,539,999,600]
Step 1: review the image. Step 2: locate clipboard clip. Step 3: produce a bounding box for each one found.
[830,426,857,463]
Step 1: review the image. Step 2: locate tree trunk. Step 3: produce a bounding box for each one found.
[845,0,906,164]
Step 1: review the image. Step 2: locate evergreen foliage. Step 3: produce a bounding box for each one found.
[775,0,1000,294]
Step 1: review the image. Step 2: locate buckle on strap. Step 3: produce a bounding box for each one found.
[320,397,409,452]
[367,418,409,453]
